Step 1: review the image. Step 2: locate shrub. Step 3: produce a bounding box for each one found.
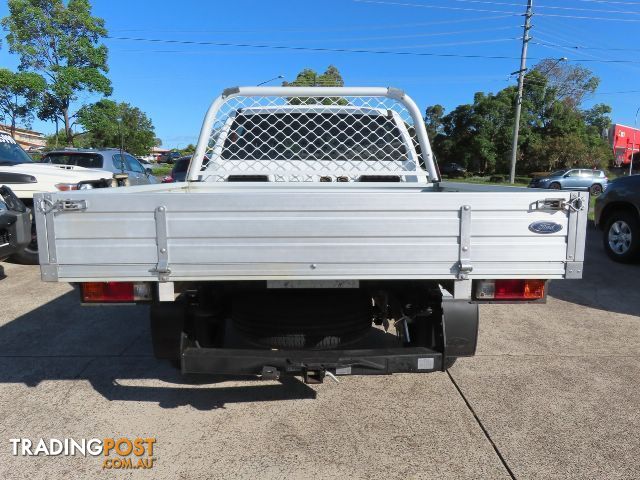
[529,171,551,178]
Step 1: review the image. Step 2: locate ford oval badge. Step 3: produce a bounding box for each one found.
[528,221,563,234]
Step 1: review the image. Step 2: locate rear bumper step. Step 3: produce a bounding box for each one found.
[180,337,444,377]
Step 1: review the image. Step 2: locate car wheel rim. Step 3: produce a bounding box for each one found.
[608,220,632,255]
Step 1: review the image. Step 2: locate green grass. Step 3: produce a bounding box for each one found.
[152,165,172,176]
[588,195,597,222]
[448,176,530,187]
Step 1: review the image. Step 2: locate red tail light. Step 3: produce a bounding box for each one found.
[475,279,546,300]
[81,282,152,303]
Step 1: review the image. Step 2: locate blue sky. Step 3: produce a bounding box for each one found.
[1,0,640,147]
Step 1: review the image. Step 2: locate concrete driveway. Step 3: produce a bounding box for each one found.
[0,225,638,479]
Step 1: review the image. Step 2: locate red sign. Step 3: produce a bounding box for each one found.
[609,124,640,166]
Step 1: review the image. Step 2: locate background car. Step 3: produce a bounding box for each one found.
[137,157,154,168]
[439,162,467,178]
[1,134,116,264]
[158,151,182,164]
[41,149,158,186]
[529,169,608,195]
[594,174,640,263]
[162,156,209,183]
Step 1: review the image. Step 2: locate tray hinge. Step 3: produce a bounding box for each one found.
[38,198,87,215]
[150,205,171,281]
[457,205,473,279]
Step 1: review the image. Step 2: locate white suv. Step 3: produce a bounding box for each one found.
[0,132,115,264]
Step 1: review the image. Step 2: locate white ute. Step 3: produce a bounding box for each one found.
[0,131,115,264]
[35,87,588,383]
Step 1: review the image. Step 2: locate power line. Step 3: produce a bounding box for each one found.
[576,0,640,5]
[376,38,520,49]
[535,20,640,73]
[106,35,526,60]
[532,31,640,66]
[355,0,640,21]
[532,40,640,53]
[536,11,640,21]
[519,72,640,96]
[537,46,640,63]
[306,26,519,44]
[595,90,640,95]
[108,15,517,35]
[446,0,640,14]
[106,35,640,64]
[111,24,522,49]
[534,26,618,61]
[354,0,520,14]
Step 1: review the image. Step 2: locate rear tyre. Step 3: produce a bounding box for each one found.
[150,292,226,367]
[9,209,38,265]
[232,289,372,349]
[549,182,561,190]
[603,212,640,263]
[590,184,603,196]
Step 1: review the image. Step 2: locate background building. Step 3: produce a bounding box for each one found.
[0,124,46,151]
[609,124,640,167]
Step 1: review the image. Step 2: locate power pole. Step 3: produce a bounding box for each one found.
[631,106,639,176]
[509,0,534,184]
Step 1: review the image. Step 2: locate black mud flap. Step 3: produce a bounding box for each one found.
[441,299,479,370]
[150,300,186,360]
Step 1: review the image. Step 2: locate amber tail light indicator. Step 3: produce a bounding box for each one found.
[475,279,546,300]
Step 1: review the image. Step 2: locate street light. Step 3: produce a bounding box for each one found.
[631,106,640,176]
[257,75,284,86]
[542,57,568,75]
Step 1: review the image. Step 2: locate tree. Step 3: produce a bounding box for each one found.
[431,60,613,175]
[283,65,346,105]
[180,143,196,155]
[38,92,66,138]
[424,104,445,140]
[317,65,344,87]
[2,0,112,145]
[0,69,46,135]
[531,59,599,108]
[76,99,157,155]
[432,89,516,174]
[283,65,345,87]
[583,103,612,134]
